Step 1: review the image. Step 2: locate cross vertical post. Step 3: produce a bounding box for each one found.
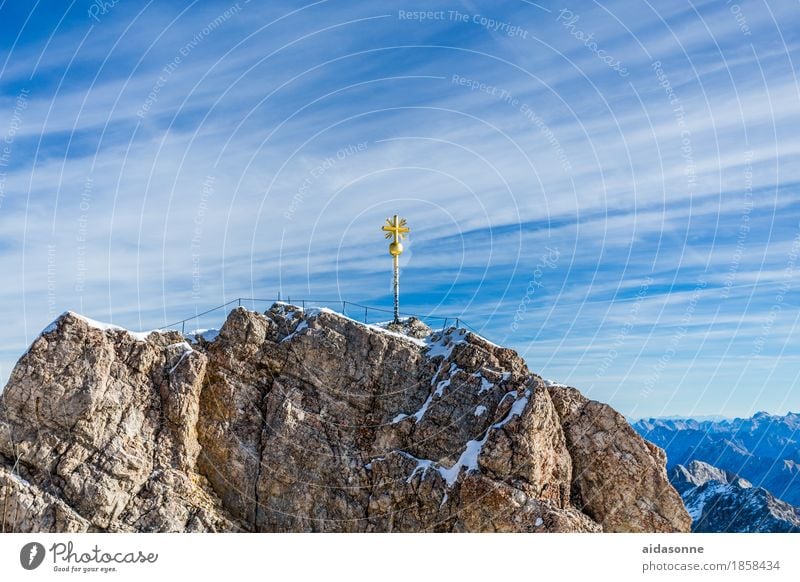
[381,214,410,324]
[393,253,399,323]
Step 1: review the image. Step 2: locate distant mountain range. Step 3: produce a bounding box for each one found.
[633,412,800,505]
[633,412,800,532]
[670,460,800,533]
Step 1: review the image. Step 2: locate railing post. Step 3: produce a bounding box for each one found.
[238,298,241,307]
[181,321,185,334]
[364,306,368,323]
[302,300,305,310]
[342,301,346,315]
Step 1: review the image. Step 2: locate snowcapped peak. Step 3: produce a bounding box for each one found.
[41,311,158,342]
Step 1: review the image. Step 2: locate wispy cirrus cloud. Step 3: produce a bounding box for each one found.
[0,0,799,418]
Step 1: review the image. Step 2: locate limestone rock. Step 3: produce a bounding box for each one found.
[1,467,89,532]
[383,317,432,339]
[0,305,689,532]
[0,312,237,532]
[547,385,691,532]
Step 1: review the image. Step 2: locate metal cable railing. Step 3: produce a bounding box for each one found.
[161,297,475,336]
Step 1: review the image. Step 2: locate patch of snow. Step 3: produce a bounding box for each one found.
[424,336,462,359]
[47,311,159,342]
[409,392,436,423]
[439,438,486,486]
[430,362,456,386]
[280,320,309,343]
[168,346,194,374]
[499,391,530,426]
[364,456,385,471]
[432,325,502,350]
[5,470,31,488]
[424,329,475,360]
[411,378,451,423]
[41,320,59,334]
[396,451,442,485]
[497,391,517,406]
[535,517,544,527]
[75,312,155,341]
[406,457,437,483]
[281,305,428,347]
[393,364,456,424]
[270,304,304,322]
[364,322,428,346]
[396,389,532,488]
[471,372,495,394]
[543,378,568,388]
[467,332,504,349]
[474,405,487,416]
[303,307,329,317]
[439,389,531,486]
[684,481,729,521]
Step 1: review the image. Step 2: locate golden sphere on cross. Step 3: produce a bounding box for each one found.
[382,215,409,255]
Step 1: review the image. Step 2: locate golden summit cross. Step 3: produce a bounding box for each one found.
[382,215,409,244]
[381,215,409,323]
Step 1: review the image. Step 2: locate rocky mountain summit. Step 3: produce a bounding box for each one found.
[670,460,800,533]
[0,304,690,532]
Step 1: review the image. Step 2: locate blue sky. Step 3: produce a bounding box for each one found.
[1,0,799,418]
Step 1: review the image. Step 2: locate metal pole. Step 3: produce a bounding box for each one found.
[393,254,400,323]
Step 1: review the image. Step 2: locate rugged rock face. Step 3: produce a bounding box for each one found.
[671,460,800,533]
[548,386,691,533]
[0,305,689,532]
[0,313,235,533]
